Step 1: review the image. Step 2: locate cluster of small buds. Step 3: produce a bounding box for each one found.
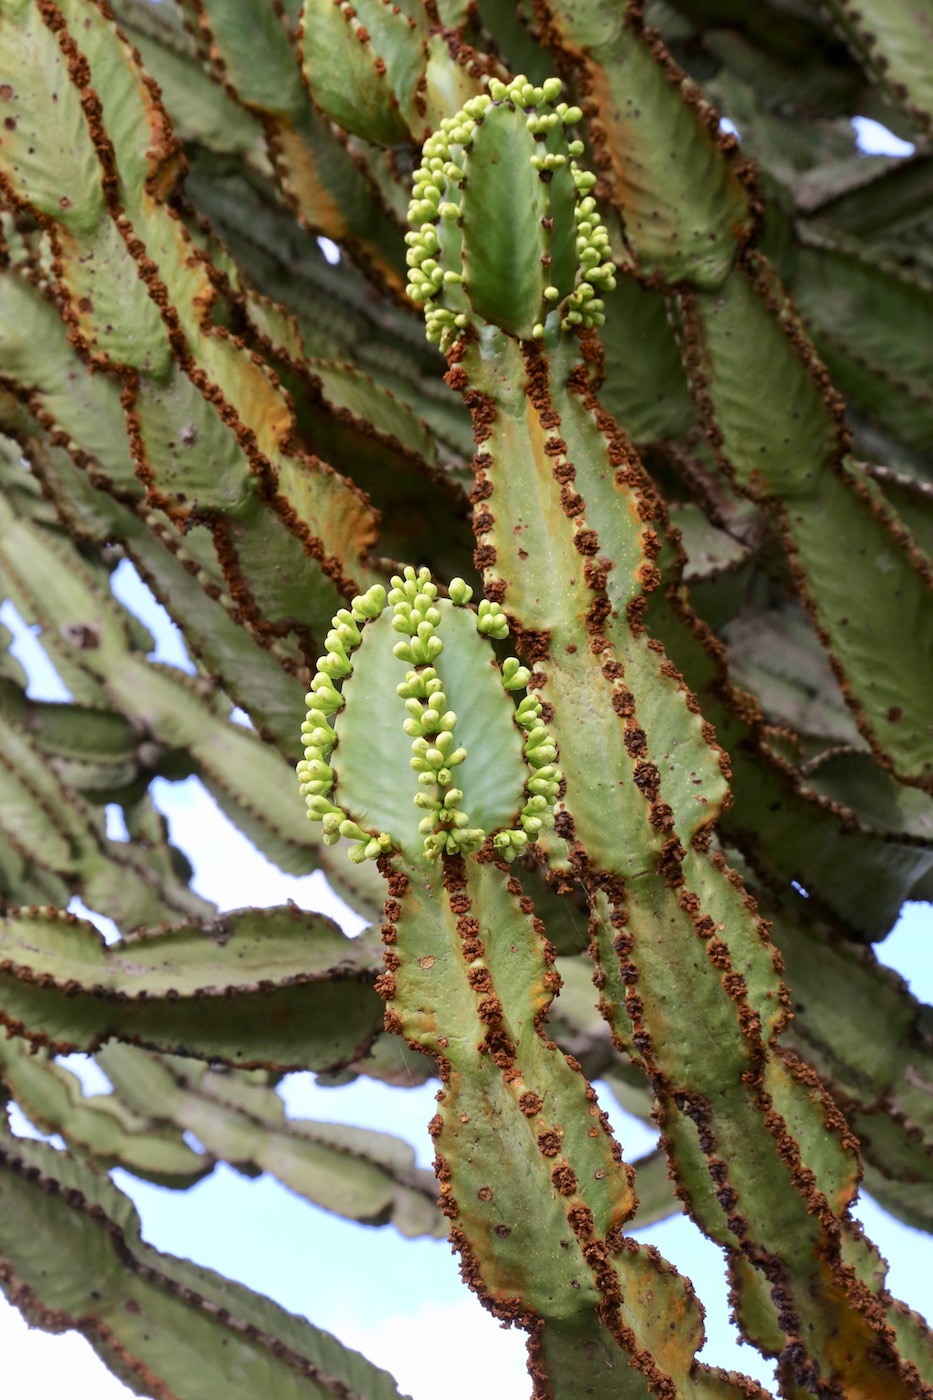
[407,96,490,226]
[560,188,615,333]
[501,656,532,690]
[412,772,484,859]
[401,681,456,741]
[409,719,468,787]
[406,93,491,346]
[406,73,616,347]
[491,828,529,858]
[526,116,583,147]
[297,566,564,868]
[488,75,564,108]
[475,597,511,640]
[389,566,445,665]
[487,660,546,856]
[297,583,394,864]
[489,676,563,862]
[515,693,563,846]
[392,580,483,859]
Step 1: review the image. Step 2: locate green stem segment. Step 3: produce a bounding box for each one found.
[401,76,930,1399]
[296,571,773,1393]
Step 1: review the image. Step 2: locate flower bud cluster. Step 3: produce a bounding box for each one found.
[297,583,393,865]
[476,597,510,640]
[406,74,616,348]
[405,94,490,347]
[296,567,563,867]
[493,691,563,861]
[391,570,483,859]
[389,565,445,666]
[448,577,474,607]
[560,189,615,332]
[501,656,532,690]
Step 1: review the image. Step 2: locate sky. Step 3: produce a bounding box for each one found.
[0,114,927,1400]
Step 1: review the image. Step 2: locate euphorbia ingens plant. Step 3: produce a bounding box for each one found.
[0,3,930,1398]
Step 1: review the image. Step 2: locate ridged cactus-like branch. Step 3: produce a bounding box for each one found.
[299,0,434,147]
[299,566,561,864]
[0,904,381,1070]
[0,429,309,754]
[530,0,933,789]
[820,0,933,132]
[406,78,615,345]
[0,489,320,874]
[0,1127,408,1399]
[401,78,931,1396]
[298,566,773,1397]
[0,1036,211,1186]
[0,0,383,665]
[94,1043,445,1238]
